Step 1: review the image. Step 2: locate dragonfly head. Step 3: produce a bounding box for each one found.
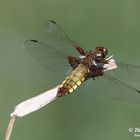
[95,46,108,57]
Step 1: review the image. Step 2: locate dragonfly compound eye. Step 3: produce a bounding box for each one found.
[103,48,108,57]
[95,46,108,57]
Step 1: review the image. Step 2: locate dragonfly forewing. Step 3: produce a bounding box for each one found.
[44,20,81,57]
[106,60,140,82]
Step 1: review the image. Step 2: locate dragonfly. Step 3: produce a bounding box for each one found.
[24,20,140,103]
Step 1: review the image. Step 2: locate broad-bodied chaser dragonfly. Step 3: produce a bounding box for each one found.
[24,20,140,103]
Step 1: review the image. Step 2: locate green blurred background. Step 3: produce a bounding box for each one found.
[0,0,140,139]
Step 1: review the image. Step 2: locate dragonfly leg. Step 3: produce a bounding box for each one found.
[88,65,103,78]
[74,44,87,55]
[67,56,80,68]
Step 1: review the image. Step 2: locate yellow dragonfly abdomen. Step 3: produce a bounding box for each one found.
[57,64,89,97]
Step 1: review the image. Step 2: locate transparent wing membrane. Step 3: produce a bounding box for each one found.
[85,74,140,104]
[106,60,140,82]
[24,39,71,75]
[44,20,79,57]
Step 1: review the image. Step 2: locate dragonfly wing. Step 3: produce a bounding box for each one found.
[44,20,80,57]
[84,74,140,104]
[24,39,71,76]
[105,59,140,83]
